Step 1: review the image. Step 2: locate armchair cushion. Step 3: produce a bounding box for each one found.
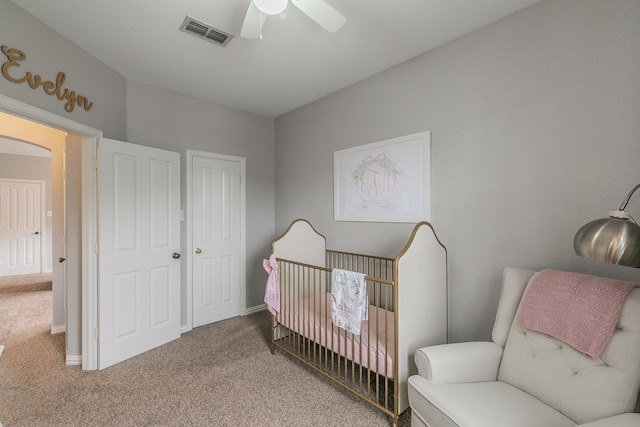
[408,376,576,427]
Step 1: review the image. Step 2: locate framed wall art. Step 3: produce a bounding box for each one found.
[334,131,431,222]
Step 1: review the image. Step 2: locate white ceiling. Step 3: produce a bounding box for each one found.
[10,0,540,118]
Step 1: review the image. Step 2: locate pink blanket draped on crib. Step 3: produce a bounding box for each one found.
[263,255,280,315]
[517,269,638,358]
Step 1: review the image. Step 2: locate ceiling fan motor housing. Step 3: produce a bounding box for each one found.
[253,0,288,15]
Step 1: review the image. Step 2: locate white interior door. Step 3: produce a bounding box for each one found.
[98,138,181,369]
[192,154,242,327]
[0,179,43,277]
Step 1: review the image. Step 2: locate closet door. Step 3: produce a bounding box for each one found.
[191,153,243,328]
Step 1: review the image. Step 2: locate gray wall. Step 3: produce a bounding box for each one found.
[125,80,275,322]
[0,153,52,272]
[275,0,640,342]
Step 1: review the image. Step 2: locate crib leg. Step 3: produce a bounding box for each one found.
[270,316,276,355]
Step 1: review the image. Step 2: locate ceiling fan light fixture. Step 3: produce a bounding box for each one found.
[253,0,288,15]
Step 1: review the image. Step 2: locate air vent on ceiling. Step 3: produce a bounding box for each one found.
[180,16,233,47]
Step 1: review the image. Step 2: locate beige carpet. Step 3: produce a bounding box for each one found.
[0,272,52,293]
[0,284,411,426]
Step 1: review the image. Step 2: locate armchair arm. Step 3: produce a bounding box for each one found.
[414,341,504,384]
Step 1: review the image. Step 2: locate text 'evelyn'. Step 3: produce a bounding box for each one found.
[1,45,94,113]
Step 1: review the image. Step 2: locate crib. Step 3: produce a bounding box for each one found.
[269,219,447,426]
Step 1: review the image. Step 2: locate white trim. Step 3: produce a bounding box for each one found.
[82,137,98,370]
[244,303,267,315]
[0,94,101,371]
[239,155,247,316]
[185,150,193,332]
[38,180,47,273]
[51,324,66,334]
[186,149,247,330]
[0,95,101,137]
[65,355,82,366]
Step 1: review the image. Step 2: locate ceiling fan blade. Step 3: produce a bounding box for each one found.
[291,0,346,33]
[240,1,266,39]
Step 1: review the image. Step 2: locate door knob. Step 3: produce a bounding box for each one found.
[59,257,66,263]
[195,248,202,254]
[34,231,40,235]
[172,253,181,259]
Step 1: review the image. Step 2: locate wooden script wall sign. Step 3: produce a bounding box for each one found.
[1,44,94,113]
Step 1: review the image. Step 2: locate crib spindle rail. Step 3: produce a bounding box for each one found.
[326,250,395,283]
[271,251,399,425]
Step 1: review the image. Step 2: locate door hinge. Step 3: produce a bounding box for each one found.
[95,243,99,254]
[95,327,99,340]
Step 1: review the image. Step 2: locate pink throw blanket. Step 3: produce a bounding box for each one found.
[263,254,279,315]
[517,269,638,358]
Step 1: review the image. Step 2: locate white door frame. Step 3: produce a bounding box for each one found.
[185,149,246,332]
[0,178,47,276]
[0,94,100,370]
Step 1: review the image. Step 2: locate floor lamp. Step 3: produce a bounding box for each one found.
[574,183,640,268]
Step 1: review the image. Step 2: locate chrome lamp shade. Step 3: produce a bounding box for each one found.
[574,183,640,268]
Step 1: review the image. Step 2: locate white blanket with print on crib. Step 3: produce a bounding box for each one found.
[331,268,368,335]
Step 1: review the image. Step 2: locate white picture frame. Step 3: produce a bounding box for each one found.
[334,131,431,223]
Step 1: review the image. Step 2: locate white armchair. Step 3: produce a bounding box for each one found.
[408,267,640,427]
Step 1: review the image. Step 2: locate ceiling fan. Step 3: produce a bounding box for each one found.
[240,0,346,39]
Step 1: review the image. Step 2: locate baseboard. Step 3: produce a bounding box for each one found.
[51,324,65,335]
[244,303,266,315]
[65,355,82,366]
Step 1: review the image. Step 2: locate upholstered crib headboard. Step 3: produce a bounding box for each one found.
[272,219,326,267]
[395,221,448,413]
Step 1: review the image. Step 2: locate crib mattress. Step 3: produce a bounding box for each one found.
[275,292,395,377]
